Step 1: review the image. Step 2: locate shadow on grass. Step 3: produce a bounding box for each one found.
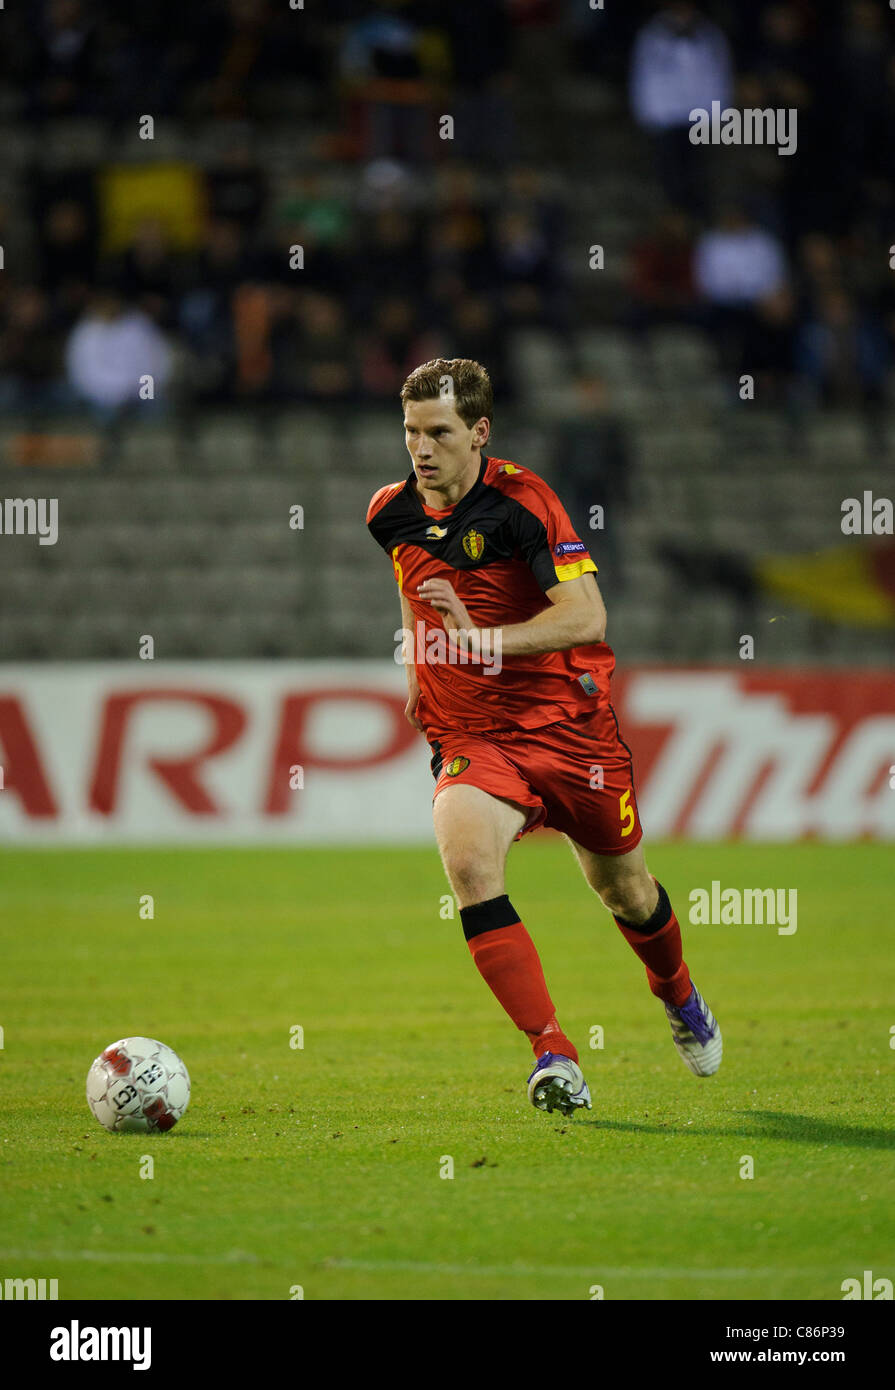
[96,1130,218,1141]
[587,1110,895,1150]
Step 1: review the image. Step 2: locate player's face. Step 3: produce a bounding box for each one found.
[403,398,488,497]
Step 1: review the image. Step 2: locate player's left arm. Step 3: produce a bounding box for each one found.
[418,472,608,656]
[417,571,606,657]
[499,473,608,655]
[497,572,606,656]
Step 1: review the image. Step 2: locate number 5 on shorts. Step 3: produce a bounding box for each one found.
[619,788,635,838]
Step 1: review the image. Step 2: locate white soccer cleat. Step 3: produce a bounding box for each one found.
[665,985,722,1076]
[527,1052,592,1115]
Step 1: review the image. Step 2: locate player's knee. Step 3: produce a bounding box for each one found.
[599,878,656,925]
[442,851,502,908]
[453,872,503,911]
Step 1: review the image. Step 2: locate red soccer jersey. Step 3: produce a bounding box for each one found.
[366,453,616,736]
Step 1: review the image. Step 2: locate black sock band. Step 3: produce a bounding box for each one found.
[459,894,520,942]
[613,880,672,935]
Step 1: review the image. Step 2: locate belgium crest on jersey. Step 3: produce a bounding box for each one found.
[462,528,485,561]
[445,756,470,776]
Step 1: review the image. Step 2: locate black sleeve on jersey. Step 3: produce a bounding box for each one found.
[507,497,558,593]
[367,506,396,553]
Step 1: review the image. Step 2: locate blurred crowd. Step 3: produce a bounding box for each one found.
[626,1,895,425]
[0,0,892,427]
[0,157,565,416]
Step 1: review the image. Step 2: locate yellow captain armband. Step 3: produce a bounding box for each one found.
[554,557,598,583]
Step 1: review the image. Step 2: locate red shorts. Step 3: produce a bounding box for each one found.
[428,703,644,856]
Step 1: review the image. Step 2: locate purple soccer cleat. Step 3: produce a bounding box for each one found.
[665,985,723,1075]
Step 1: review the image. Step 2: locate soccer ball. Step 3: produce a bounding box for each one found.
[86,1037,190,1134]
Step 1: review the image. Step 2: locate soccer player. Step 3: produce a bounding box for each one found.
[366,358,722,1116]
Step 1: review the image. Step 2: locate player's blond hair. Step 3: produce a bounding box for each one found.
[400,358,493,428]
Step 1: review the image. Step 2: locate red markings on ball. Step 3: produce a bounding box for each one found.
[143,1098,176,1131]
[101,1046,130,1076]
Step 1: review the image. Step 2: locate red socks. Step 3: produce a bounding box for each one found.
[460,898,579,1063]
[613,878,692,1007]
[457,879,692,1062]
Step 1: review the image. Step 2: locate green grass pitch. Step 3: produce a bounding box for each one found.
[1,839,892,1301]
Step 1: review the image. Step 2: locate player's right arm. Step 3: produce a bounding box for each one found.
[398,587,424,732]
[367,481,425,733]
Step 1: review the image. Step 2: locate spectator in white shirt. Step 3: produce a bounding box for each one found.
[693,207,788,306]
[693,203,789,379]
[66,286,172,421]
[629,2,733,214]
